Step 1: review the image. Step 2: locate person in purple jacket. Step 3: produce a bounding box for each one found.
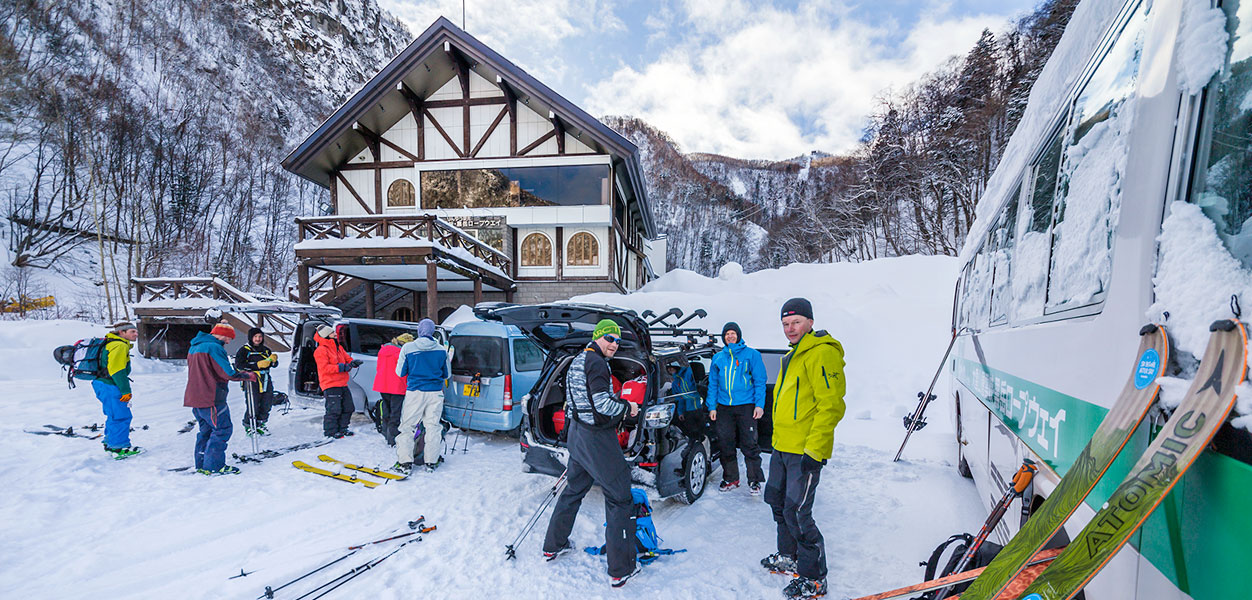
[184,323,256,475]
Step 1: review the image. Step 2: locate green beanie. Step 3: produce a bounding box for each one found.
[592,319,622,341]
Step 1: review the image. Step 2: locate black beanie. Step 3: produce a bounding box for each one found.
[722,322,742,342]
[247,327,264,340]
[781,298,813,320]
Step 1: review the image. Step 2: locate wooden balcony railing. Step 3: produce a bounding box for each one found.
[295,214,512,274]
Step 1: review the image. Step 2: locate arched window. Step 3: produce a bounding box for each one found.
[520,233,553,267]
[567,232,599,267]
[387,179,415,207]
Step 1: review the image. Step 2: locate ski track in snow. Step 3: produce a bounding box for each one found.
[1,259,982,598]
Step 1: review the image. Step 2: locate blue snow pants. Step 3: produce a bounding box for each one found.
[193,387,233,471]
[92,379,132,449]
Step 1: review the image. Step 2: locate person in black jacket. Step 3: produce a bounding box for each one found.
[542,319,643,588]
[234,327,278,436]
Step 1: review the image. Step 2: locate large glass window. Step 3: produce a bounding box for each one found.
[1044,4,1147,312]
[512,338,545,371]
[989,187,1019,326]
[1191,0,1252,268]
[352,324,419,357]
[420,165,609,209]
[1013,125,1064,321]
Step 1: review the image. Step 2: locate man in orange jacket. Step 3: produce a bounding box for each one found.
[313,324,362,438]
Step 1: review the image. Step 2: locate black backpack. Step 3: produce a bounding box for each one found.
[914,533,1003,599]
[53,338,115,389]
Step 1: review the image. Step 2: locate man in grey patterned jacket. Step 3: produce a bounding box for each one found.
[542,319,643,587]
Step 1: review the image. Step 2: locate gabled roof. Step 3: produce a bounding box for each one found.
[281,17,654,238]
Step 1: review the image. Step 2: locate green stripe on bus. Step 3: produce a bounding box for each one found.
[953,357,1252,598]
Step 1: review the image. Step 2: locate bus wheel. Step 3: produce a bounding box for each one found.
[957,453,972,479]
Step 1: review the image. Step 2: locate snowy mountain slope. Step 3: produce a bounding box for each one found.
[1,258,982,599]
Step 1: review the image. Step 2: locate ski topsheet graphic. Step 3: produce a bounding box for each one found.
[848,548,1063,600]
[959,324,1172,600]
[1015,319,1246,600]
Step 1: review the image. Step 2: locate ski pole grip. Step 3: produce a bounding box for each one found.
[1012,458,1038,494]
[420,525,437,533]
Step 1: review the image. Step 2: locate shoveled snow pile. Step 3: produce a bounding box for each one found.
[2,257,980,599]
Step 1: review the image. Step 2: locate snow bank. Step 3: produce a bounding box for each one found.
[577,255,961,423]
[0,320,179,382]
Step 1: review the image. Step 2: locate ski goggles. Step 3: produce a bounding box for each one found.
[603,334,622,344]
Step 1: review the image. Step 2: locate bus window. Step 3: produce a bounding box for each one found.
[1045,4,1149,313]
[1013,124,1064,321]
[990,186,1019,326]
[1190,0,1252,269]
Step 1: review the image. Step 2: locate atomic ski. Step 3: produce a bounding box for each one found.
[232,439,333,463]
[848,548,1063,600]
[958,324,1172,600]
[317,455,408,481]
[292,460,381,488]
[1013,319,1246,600]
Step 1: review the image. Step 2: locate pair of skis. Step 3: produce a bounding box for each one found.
[855,320,1247,600]
[291,455,408,488]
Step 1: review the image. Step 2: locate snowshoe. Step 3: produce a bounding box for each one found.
[719,479,740,492]
[544,541,573,561]
[609,564,642,588]
[749,482,762,495]
[105,446,144,460]
[782,576,826,599]
[761,553,798,576]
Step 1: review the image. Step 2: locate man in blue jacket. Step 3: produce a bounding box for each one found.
[708,322,768,494]
[395,319,449,473]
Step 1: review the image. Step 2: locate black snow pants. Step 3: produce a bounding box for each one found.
[764,450,826,580]
[543,420,637,578]
[379,392,404,446]
[322,386,354,436]
[713,403,763,484]
[242,379,273,426]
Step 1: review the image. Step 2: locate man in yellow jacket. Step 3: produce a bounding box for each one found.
[762,298,846,600]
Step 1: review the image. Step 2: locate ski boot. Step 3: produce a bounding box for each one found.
[609,564,642,588]
[423,462,439,473]
[198,465,242,476]
[256,422,270,436]
[105,446,144,460]
[749,482,762,495]
[719,479,740,492]
[543,541,573,561]
[782,576,827,599]
[761,553,798,576]
[393,462,413,475]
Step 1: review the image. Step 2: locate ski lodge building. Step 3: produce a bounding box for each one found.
[281,17,664,322]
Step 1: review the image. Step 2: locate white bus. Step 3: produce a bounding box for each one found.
[949,0,1251,598]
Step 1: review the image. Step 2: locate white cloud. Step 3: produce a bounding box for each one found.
[378,0,623,83]
[586,2,1019,159]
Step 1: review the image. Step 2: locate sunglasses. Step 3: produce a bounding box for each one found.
[603,334,622,344]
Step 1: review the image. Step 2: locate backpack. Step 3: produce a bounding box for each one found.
[914,533,1002,599]
[585,488,686,564]
[53,338,115,389]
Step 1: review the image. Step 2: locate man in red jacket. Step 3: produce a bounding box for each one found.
[373,333,414,446]
[184,323,256,475]
[314,325,362,438]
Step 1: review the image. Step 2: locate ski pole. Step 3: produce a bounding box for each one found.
[259,518,425,599]
[932,458,1037,600]
[454,372,482,454]
[300,537,421,600]
[246,380,259,455]
[504,469,568,560]
[894,326,965,462]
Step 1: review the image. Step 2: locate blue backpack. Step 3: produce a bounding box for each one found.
[586,488,686,564]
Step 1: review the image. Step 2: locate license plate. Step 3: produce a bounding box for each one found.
[464,383,480,397]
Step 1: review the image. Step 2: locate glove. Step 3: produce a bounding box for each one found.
[350,359,364,368]
[119,393,132,403]
[242,372,258,382]
[801,454,825,474]
[256,358,272,369]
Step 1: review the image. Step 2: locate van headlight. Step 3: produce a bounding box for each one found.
[643,403,675,429]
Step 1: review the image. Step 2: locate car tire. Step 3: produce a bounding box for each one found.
[677,443,709,505]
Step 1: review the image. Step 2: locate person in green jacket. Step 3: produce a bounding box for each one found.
[761,298,846,600]
[94,322,142,458]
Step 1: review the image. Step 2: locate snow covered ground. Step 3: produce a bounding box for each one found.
[1,257,984,599]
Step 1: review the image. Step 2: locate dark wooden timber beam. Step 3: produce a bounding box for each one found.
[398,83,426,161]
[518,129,556,156]
[353,122,418,162]
[548,111,566,155]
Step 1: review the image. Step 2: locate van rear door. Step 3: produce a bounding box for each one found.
[447,335,509,412]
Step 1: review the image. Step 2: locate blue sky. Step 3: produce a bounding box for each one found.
[379,0,1041,159]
